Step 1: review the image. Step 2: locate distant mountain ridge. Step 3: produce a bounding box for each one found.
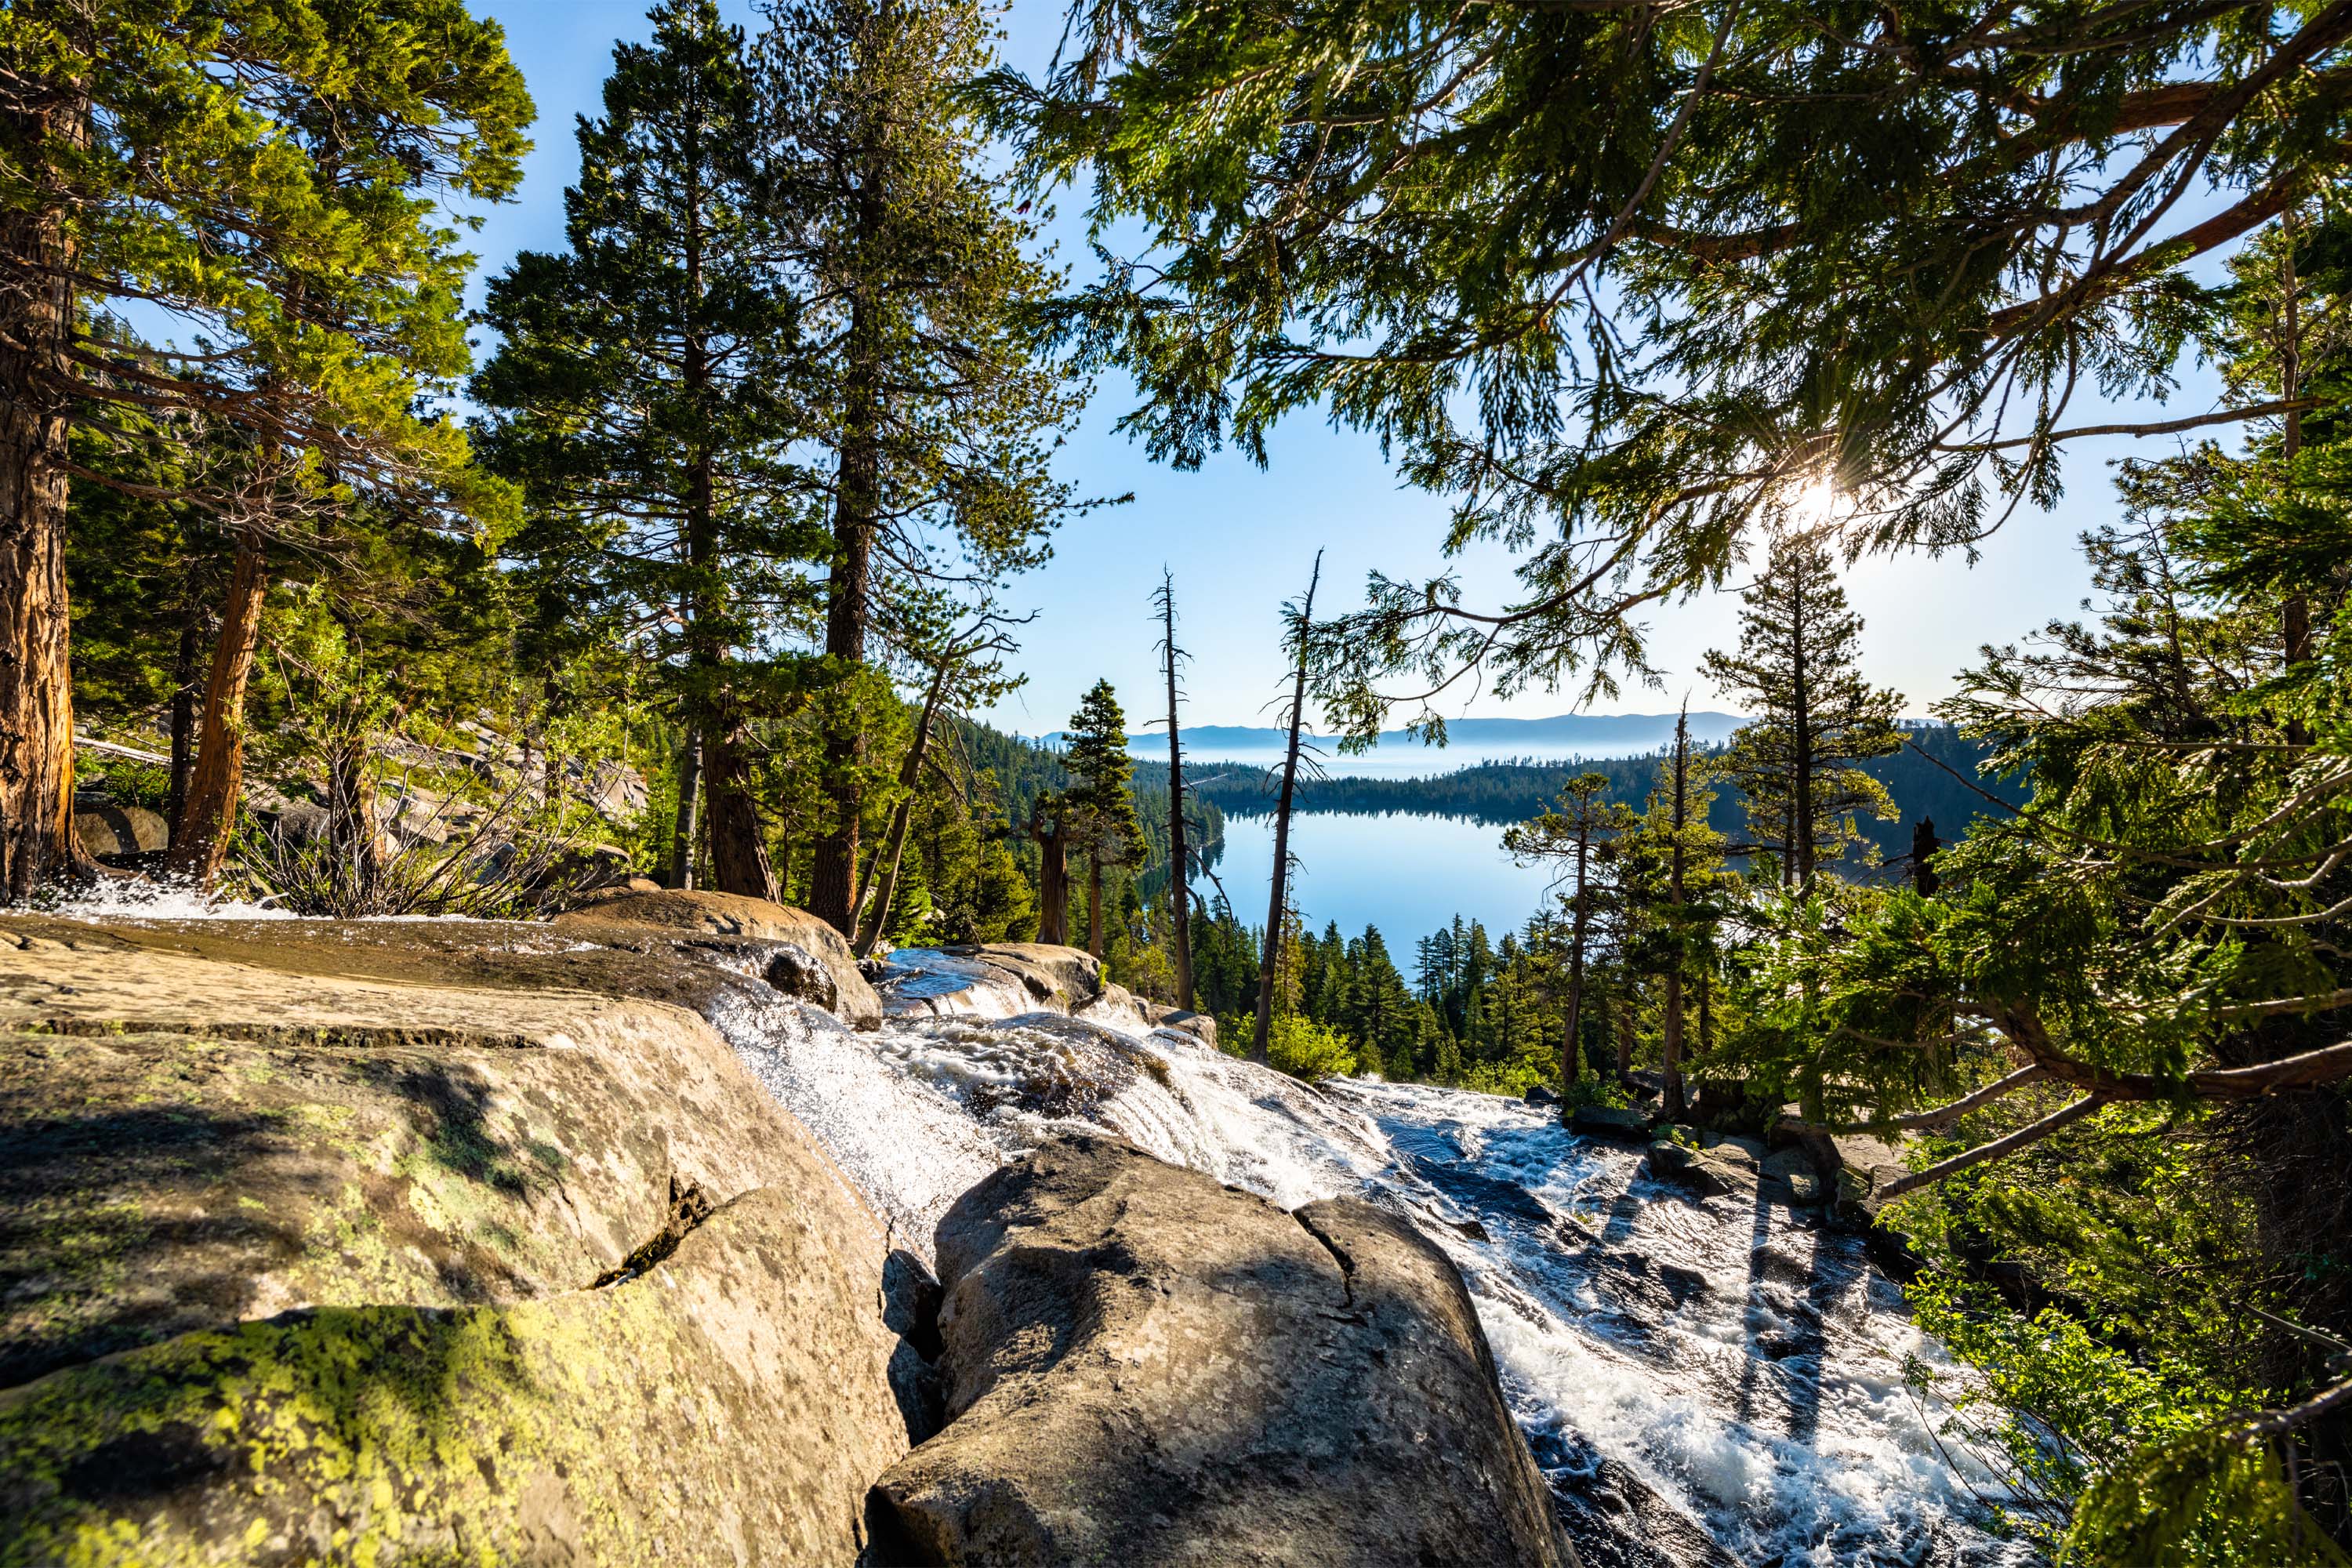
[1032,710,1749,760]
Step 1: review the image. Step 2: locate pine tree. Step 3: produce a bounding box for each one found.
[761,0,1090,935]
[1505,773,1635,1111]
[0,0,528,891]
[1621,709,1730,1116]
[1061,679,1145,958]
[474,0,806,898]
[1702,535,1903,893]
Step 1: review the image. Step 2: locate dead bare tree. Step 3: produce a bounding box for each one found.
[1251,551,1322,1065]
[1151,568,1196,1010]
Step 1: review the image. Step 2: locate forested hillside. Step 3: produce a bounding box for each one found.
[1194,721,2023,869]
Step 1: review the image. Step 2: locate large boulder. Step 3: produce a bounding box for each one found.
[2,1187,922,1567]
[971,942,1102,1006]
[554,887,881,1028]
[71,803,168,859]
[1644,1139,1757,1200]
[1569,1103,1652,1143]
[869,1134,1574,1568]
[1828,1133,1915,1226]
[0,922,922,1565]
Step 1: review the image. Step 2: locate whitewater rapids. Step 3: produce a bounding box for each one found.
[711,948,2029,1568]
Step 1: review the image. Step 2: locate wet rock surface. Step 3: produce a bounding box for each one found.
[877,941,1217,1040]
[553,887,883,1027]
[0,906,2011,1568]
[1569,1102,1652,1142]
[869,1134,1575,1568]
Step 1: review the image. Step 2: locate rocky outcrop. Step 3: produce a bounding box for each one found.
[1828,1132,1914,1225]
[881,942,1218,1040]
[1568,1103,1650,1142]
[1644,1124,1853,1209]
[0,921,921,1565]
[71,801,167,860]
[554,887,882,1027]
[969,942,1101,1006]
[869,1134,1575,1568]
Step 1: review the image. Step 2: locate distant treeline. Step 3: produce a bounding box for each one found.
[1192,722,2023,870]
[952,719,1225,901]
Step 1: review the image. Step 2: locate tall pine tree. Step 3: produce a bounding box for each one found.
[1703,535,1903,893]
[1060,679,1145,958]
[760,0,1091,935]
[474,0,817,898]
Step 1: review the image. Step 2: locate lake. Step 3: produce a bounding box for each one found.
[1204,811,1566,945]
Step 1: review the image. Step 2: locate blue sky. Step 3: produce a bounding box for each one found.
[468,1,2230,735]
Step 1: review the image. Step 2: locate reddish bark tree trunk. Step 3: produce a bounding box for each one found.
[702,714,774,900]
[1029,797,1069,945]
[670,730,702,890]
[0,95,90,897]
[167,534,267,886]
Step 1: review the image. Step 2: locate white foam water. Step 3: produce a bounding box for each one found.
[707,953,2030,1566]
[45,877,294,921]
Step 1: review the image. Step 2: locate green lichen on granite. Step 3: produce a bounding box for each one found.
[0,1025,666,1387]
[0,1270,701,1566]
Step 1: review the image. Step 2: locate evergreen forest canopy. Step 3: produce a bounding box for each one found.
[4,0,2352,1558]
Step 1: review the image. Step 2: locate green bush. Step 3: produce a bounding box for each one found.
[1902,1276,2343,1565]
[1267,1014,1357,1080]
[77,752,170,811]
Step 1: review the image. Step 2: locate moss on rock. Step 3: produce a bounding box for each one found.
[0,1189,913,1568]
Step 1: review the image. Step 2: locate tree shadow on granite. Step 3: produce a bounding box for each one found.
[0,1102,317,1387]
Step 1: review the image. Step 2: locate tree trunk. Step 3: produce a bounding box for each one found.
[854,661,949,957]
[810,241,886,935]
[1030,800,1069,945]
[1160,573,1194,1008]
[1613,993,1635,1083]
[670,730,702,889]
[702,718,773,899]
[675,109,774,905]
[1252,553,1321,1065]
[1086,851,1105,958]
[1662,710,1690,1117]
[326,728,383,910]
[1791,573,1815,894]
[1561,811,1592,1123]
[167,598,204,843]
[168,533,268,887]
[1662,972,1685,1116]
[0,107,89,898]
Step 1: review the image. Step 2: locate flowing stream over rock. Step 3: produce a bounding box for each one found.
[721,946,2029,1568]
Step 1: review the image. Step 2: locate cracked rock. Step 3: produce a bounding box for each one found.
[866,1132,1573,1567]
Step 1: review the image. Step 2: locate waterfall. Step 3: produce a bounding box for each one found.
[705,947,2031,1567]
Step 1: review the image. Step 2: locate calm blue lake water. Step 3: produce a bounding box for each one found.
[1205,811,1565,945]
